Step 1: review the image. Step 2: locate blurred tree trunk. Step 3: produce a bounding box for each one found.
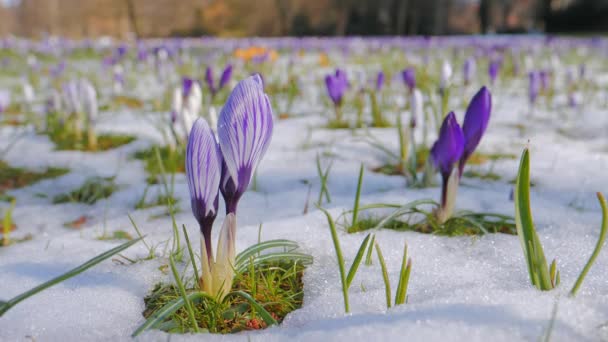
[480,0,491,33]
[275,0,290,36]
[125,0,139,38]
[396,0,409,34]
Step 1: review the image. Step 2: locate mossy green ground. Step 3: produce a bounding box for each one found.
[347,212,516,236]
[143,261,305,334]
[45,113,135,151]
[0,161,69,201]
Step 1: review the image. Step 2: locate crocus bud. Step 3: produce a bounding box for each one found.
[219,64,233,90]
[440,60,453,92]
[22,82,34,104]
[218,74,273,214]
[325,69,348,107]
[80,80,98,124]
[181,78,202,137]
[186,118,222,259]
[402,67,416,92]
[458,86,491,176]
[463,57,476,86]
[376,71,385,92]
[431,112,464,223]
[528,71,540,106]
[205,66,216,96]
[488,60,500,85]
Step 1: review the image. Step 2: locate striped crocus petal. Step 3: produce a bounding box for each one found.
[186,118,222,242]
[217,74,273,213]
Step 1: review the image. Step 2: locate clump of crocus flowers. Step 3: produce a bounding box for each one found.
[430,87,491,223]
[185,74,273,300]
[205,64,233,101]
[325,69,349,125]
[170,77,202,145]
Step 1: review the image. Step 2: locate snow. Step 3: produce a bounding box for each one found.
[2,37,608,341]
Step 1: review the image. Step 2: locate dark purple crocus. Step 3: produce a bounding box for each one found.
[430,112,464,223]
[376,71,385,92]
[528,71,540,105]
[325,69,348,107]
[218,74,273,214]
[182,77,195,98]
[463,57,476,86]
[539,70,550,93]
[186,118,222,259]
[488,60,500,85]
[205,64,233,98]
[219,64,233,90]
[205,66,215,95]
[402,67,416,92]
[431,112,464,182]
[458,87,492,176]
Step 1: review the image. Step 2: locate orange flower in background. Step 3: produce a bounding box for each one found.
[234,46,278,63]
[318,53,330,67]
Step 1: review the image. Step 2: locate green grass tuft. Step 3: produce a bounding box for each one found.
[347,212,516,236]
[142,260,305,334]
[133,146,185,184]
[53,176,118,205]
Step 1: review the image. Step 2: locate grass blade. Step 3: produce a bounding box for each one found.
[351,164,365,226]
[514,148,552,290]
[346,233,372,288]
[375,242,392,309]
[372,199,438,230]
[317,205,349,313]
[395,243,411,305]
[168,255,199,333]
[235,239,299,267]
[570,192,608,296]
[235,252,313,274]
[229,291,278,326]
[182,225,200,289]
[365,234,376,266]
[131,292,209,337]
[0,238,142,317]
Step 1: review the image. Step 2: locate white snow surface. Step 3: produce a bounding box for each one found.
[2,56,608,342]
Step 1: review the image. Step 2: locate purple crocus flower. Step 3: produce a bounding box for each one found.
[218,74,273,214]
[528,71,540,105]
[206,64,233,98]
[488,60,500,84]
[182,77,196,98]
[402,67,416,92]
[186,118,222,259]
[205,66,215,95]
[539,70,550,92]
[463,57,476,86]
[458,86,492,176]
[325,69,348,106]
[431,112,464,223]
[219,64,233,90]
[431,112,464,182]
[375,71,385,92]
